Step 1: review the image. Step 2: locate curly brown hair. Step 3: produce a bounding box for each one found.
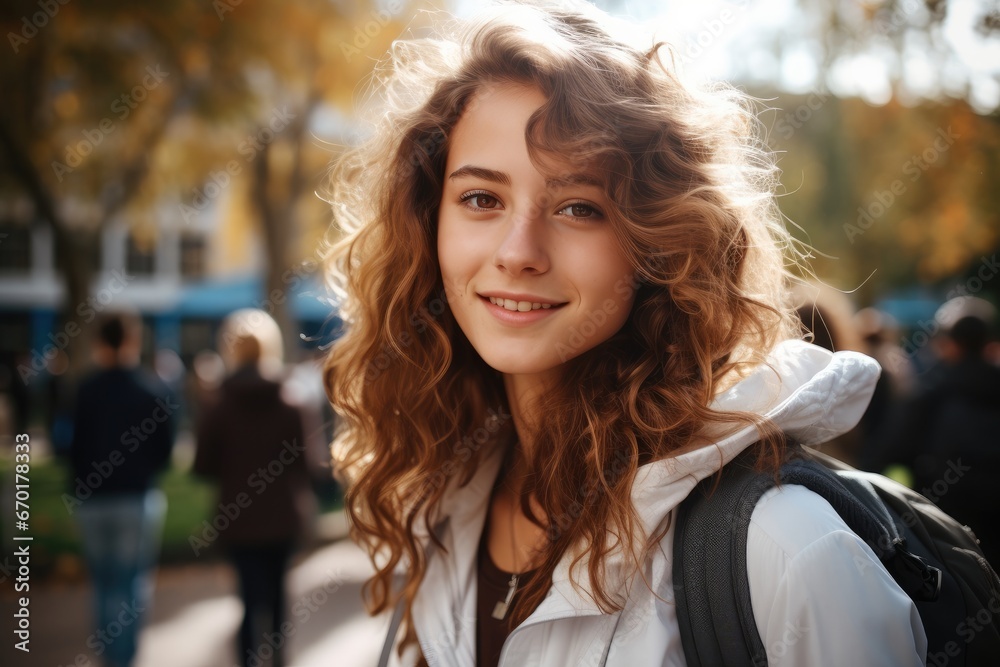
[323,0,803,654]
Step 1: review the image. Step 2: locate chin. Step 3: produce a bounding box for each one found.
[475,349,565,377]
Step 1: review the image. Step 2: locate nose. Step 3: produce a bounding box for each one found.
[492,210,550,276]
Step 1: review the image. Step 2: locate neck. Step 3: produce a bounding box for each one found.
[489,371,561,574]
[502,369,557,477]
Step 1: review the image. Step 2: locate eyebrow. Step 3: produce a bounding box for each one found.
[447,164,604,190]
[447,165,510,187]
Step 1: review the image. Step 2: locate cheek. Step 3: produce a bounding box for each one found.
[437,217,478,297]
[574,241,634,301]
[598,283,636,336]
[583,249,637,331]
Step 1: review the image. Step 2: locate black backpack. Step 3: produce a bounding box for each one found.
[673,445,1000,666]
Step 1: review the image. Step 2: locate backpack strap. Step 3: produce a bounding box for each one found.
[672,450,772,667]
[378,595,407,667]
[377,516,451,667]
[673,446,943,667]
[778,456,897,561]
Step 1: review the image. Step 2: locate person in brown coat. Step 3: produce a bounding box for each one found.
[193,308,313,667]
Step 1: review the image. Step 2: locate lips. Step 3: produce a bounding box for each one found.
[487,296,554,312]
[477,293,567,326]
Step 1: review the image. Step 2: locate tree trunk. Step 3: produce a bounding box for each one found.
[51,226,98,378]
[251,144,299,364]
[247,95,320,366]
[0,122,97,380]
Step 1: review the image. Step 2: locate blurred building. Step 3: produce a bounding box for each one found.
[0,213,340,372]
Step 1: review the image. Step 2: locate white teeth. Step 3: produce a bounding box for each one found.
[487,296,554,311]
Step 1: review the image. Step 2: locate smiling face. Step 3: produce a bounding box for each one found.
[437,83,637,382]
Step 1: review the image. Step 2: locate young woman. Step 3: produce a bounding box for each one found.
[323,1,927,665]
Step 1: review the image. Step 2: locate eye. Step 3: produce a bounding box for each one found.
[459,190,501,211]
[557,201,603,219]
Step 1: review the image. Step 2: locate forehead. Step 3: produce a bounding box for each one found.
[450,83,546,151]
[465,81,546,113]
[448,83,607,188]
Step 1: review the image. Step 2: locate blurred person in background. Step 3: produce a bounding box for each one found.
[284,347,341,511]
[193,308,314,667]
[854,307,916,473]
[0,355,30,442]
[46,347,74,457]
[70,310,177,667]
[188,349,226,426]
[875,297,1000,565]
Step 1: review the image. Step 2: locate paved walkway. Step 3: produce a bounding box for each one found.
[1,538,390,667]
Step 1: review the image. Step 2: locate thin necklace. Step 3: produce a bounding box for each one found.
[492,477,522,620]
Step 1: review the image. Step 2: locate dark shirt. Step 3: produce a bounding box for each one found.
[69,366,177,497]
[476,518,540,667]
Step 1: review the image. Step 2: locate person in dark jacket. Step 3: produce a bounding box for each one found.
[70,311,177,667]
[880,306,1000,566]
[193,308,313,667]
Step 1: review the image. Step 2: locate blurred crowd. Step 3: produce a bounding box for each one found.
[0,307,336,667]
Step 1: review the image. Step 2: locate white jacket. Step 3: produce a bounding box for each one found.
[395,340,928,666]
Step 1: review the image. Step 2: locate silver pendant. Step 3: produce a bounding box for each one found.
[492,574,519,620]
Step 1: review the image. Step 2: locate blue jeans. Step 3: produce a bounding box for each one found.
[75,490,166,667]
